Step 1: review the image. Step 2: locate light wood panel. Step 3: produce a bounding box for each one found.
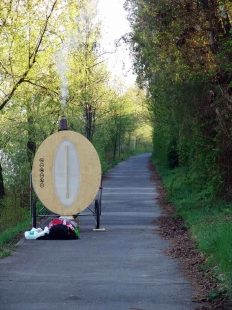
[32,131,101,215]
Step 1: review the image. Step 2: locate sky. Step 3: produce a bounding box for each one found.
[97,0,136,87]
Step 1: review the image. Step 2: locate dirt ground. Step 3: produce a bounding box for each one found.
[148,160,230,310]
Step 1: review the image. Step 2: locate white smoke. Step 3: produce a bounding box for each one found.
[55,0,100,110]
[55,43,70,109]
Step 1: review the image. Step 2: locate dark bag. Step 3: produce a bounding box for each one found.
[49,224,77,240]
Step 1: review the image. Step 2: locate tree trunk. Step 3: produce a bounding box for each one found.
[27,116,36,167]
[0,162,5,198]
[85,104,93,142]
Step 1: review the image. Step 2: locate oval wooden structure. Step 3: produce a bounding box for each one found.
[32,131,101,216]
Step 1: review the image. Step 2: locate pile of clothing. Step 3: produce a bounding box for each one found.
[24,217,79,240]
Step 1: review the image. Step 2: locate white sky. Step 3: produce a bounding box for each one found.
[97,0,136,87]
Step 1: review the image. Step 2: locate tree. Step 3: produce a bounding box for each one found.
[125,0,232,194]
[0,0,84,198]
[67,0,111,142]
[0,0,60,111]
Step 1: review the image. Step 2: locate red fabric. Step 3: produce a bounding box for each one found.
[49,218,75,232]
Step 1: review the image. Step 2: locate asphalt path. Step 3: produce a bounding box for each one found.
[0,153,198,310]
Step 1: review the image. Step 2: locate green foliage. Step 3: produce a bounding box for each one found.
[167,138,179,169]
[0,195,31,258]
[152,125,169,167]
[0,195,29,232]
[0,0,61,111]
[126,0,232,197]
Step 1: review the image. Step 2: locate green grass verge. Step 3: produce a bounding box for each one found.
[153,157,232,296]
[0,218,31,258]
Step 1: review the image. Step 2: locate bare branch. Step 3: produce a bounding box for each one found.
[24,79,60,96]
[0,0,58,111]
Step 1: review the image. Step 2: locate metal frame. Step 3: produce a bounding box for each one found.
[30,172,103,229]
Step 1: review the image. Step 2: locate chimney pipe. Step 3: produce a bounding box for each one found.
[59,116,67,131]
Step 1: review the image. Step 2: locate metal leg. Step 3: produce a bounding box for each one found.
[32,199,38,228]
[95,200,100,229]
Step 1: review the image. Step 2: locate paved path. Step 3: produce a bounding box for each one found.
[0,153,197,310]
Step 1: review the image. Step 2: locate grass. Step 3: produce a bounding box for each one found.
[0,218,31,258]
[153,158,232,296]
[0,248,14,259]
[0,194,33,258]
[0,219,31,247]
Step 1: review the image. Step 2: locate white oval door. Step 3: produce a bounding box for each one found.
[53,139,80,207]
